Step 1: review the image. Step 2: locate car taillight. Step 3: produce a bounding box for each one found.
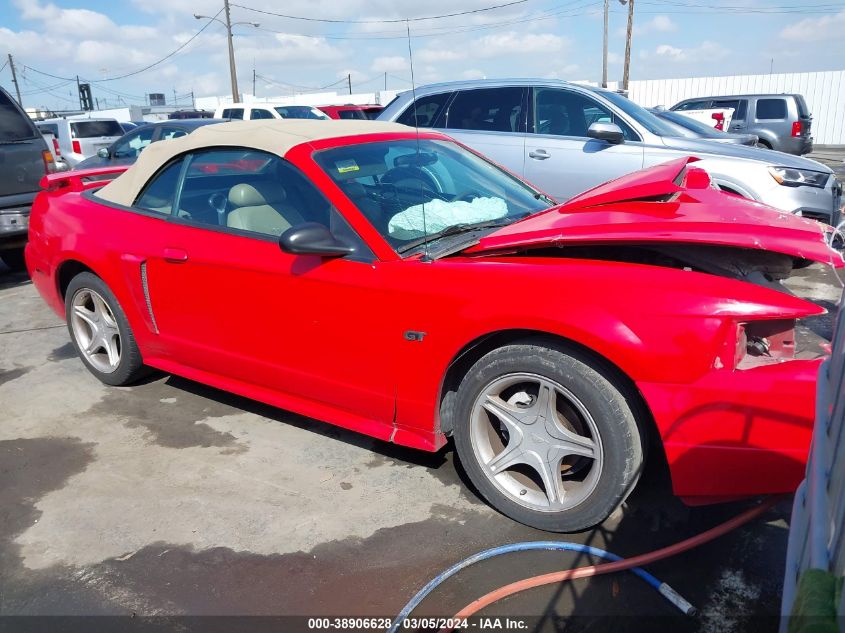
[41,149,56,174]
[52,138,61,156]
[72,140,82,154]
[791,121,802,137]
[711,112,725,131]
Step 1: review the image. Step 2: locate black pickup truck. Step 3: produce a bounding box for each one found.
[0,87,55,271]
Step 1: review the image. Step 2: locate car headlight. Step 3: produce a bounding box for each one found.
[768,166,829,188]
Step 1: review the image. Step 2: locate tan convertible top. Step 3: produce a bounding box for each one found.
[95,119,411,207]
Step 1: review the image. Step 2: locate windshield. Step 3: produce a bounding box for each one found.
[274,106,330,120]
[314,139,551,253]
[592,89,681,137]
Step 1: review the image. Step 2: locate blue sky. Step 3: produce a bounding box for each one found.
[2,0,845,110]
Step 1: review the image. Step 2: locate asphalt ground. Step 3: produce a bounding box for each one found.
[0,259,842,633]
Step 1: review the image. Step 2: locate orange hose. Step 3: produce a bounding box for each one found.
[441,496,782,630]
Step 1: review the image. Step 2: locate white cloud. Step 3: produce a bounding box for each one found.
[780,10,845,42]
[417,49,465,64]
[473,31,568,57]
[645,40,729,64]
[461,69,486,80]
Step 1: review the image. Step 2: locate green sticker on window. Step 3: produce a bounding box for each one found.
[336,159,359,173]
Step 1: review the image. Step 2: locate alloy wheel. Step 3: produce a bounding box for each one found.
[469,373,604,512]
[70,288,122,374]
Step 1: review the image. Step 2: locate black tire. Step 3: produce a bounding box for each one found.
[1,248,27,272]
[452,340,645,532]
[756,140,772,150]
[64,272,146,386]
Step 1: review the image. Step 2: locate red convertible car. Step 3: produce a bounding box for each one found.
[26,120,844,531]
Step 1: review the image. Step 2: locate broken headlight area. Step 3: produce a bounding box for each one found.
[725,318,827,370]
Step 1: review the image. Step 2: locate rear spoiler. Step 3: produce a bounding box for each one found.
[40,166,130,192]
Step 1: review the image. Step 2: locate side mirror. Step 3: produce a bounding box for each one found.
[587,121,625,144]
[279,222,354,257]
[97,147,110,158]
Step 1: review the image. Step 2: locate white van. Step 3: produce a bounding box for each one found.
[213,103,330,121]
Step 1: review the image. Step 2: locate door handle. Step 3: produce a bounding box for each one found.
[163,247,188,263]
[529,149,550,160]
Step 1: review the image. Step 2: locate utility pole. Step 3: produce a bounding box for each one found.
[191,90,195,108]
[7,54,22,106]
[253,63,256,98]
[76,75,82,110]
[224,0,240,103]
[348,73,352,96]
[602,0,609,88]
[622,0,635,92]
[384,72,387,91]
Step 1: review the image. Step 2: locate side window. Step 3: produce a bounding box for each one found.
[158,126,188,140]
[755,98,787,120]
[445,88,525,133]
[134,159,184,214]
[249,108,274,120]
[675,100,710,111]
[113,126,155,158]
[338,109,366,120]
[396,92,452,128]
[534,88,637,140]
[175,149,337,239]
[221,108,244,120]
[713,99,747,121]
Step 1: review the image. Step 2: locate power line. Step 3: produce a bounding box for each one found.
[253,0,598,41]
[231,0,529,23]
[254,73,347,92]
[21,7,224,84]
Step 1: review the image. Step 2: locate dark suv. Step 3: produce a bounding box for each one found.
[670,93,812,155]
[0,88,55,271]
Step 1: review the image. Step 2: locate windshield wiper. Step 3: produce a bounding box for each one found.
[396,218,517,254]
[534,192,555,205]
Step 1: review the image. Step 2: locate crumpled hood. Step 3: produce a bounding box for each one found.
[464,157,844,268]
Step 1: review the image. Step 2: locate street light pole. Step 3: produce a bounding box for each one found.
[601,0,608,88]
[194,7,259,105]
[224,0,239,103]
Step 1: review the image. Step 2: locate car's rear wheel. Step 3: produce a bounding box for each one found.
[1,248,26,272]
[756,140,772,150]
[65,272,146,386]
[452,341,644,532]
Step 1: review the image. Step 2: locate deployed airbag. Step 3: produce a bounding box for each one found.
[388,197,508,240]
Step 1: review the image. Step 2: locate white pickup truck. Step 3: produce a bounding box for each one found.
[673,107,735,132]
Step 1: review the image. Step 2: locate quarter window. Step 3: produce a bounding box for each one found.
[249,108,275,120]
[755,98,787,120]
[674,100,711,111]
[221,108,244,120]
[396,92,452,128]
[534,88,637,140]
[134,159,184,214]
[445,88,525,133]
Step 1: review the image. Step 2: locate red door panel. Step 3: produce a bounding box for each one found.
[145,222,395,426]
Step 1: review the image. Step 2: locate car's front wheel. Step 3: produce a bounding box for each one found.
[453,340,645,532]
[65,272,146,386]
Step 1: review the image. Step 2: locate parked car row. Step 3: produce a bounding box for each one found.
[377,79,840,226]
[671,93,812,155]
[25,119,844,532]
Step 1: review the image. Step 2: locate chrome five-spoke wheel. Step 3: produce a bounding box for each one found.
[470,373,603,512]
[70,288,122,374]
